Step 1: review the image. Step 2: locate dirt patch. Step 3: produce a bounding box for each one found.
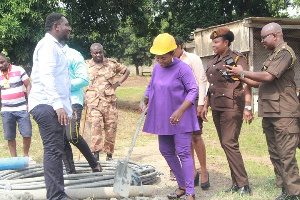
[121,76,151,87]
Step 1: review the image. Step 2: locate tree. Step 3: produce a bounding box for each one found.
[63,0,152,60]
[0,0,60,69]
[0,0,298,73]
[118,21,153,75]
[156,0,293,41]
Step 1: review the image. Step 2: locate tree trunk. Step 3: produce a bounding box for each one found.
[135,65,140,76]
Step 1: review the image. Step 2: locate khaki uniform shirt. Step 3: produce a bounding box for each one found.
[206,49,249,112]
[86,58,127,107]
[258,42,299,117]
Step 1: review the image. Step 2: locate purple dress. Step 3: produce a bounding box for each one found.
[143,57,199,135]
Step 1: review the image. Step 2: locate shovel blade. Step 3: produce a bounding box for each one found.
[113,161,133,198]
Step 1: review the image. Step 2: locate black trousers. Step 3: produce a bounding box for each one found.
[62,104,98,174]
[31,104,66,200]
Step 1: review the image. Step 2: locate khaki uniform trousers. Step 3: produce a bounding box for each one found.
[262,117,300,196]
[212,110,249,187]
[89,101,118,155]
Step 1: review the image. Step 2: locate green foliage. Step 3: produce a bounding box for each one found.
[0,0,61,68]
[157,0,294,41]
[0,0,299,71]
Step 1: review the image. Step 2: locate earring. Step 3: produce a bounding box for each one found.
[172,57,174,62]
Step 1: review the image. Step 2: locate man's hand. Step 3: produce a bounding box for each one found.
[243,109,253,124]
[56,108,70,126]
[225,64,244,76]
[112,82,119,90]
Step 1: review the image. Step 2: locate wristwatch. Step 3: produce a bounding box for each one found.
[244,106,252,111]
[116,81,121,86]
[241,70,246,78]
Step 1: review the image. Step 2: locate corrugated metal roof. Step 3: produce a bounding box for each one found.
[194,17,300,33]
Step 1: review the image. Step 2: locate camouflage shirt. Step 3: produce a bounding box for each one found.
[86,58,127,106]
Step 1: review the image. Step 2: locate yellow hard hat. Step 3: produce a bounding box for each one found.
[150,33,177,55]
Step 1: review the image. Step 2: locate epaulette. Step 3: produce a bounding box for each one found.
[274,45,294,69]
[108,58,118,63]
[233,50,243,56]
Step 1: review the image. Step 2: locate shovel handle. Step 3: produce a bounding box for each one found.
[125,105,147,162]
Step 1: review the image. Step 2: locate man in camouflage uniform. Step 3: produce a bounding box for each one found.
[86,43,130,161]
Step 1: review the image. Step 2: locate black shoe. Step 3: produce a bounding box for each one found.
[276,188,287,200]
[201,172,210,190]
[93,151,99,161]
[167,187,186,199]
[239,185,251,196]
[92,162,102,172]
[194,171,199,186]
[224,185,239,193]
[106,154,113,161]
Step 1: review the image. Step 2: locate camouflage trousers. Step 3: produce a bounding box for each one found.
[88,101,118,155]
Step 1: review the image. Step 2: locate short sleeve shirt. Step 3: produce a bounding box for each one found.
[0,64,29,112]
[206,49,249,112]
[86,58,127,105]
[258,42,299,117]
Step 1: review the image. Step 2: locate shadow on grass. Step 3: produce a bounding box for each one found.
[118,100,140,112]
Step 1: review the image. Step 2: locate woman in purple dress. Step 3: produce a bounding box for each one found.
[140,33,199,200]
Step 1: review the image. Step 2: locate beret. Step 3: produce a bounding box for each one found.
[210,27,230,39]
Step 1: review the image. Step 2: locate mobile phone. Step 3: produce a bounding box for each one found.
[224,57,236,67]
[224,57,239,81]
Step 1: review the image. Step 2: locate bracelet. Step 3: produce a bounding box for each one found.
[244,106,252,111]
[240,70,246,79]
[116,81,121,86]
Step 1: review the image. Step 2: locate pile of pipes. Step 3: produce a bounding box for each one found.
[0,161,158,190]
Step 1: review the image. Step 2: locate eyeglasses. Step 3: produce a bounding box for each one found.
[261,33,274,41]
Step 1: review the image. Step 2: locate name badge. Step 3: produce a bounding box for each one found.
[3,81,10,88]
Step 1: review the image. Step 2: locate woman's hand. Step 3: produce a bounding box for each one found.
[139,98,148,113]
[243,109,253,124]
[170,109,184,125]
[197,105,204,117]
[200,106,209,122]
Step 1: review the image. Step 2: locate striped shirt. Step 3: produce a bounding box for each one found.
[0,64,29,112]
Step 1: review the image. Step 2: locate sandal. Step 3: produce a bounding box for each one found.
[167,187,186,199]
[184,194,195,200]
[169,170,176,181]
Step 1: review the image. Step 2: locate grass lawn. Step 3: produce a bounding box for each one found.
[0,75,299,199]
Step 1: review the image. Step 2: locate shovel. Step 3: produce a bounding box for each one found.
[113,105,147,198]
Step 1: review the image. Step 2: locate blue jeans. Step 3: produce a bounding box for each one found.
[30,104,66,200]
[1,110,32,140]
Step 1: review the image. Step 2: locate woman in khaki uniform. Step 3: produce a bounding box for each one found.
[201,27,253,195]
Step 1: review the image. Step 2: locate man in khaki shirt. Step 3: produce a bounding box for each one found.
[227,22,300,200]
[86,43,130,161]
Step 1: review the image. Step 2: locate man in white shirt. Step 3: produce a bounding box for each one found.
[173,37,210,189]
[29,13,72,200]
